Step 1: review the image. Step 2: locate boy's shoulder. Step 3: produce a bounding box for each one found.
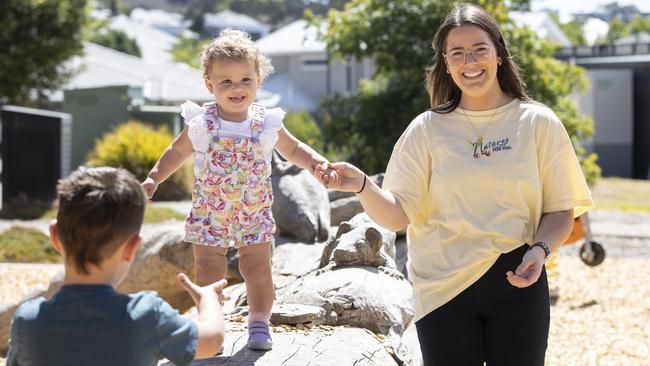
[13,296,47,321]
[126,290,166,314]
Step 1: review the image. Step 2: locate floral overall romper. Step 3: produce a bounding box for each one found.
[184,103,275,247]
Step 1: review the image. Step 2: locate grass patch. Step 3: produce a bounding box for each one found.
[0,227,61,263]
[143,206,186,223]
[40,206,185,223]
[592,177,650,213]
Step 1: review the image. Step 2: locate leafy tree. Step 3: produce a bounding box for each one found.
[604,16,629,44]
[314,0,600,184]
[549,12,587,47]
[507,0,530,11]
[602,14,650,45]
[89,29,141,57]
[172,36,210,68]
[0,0,86,105]
[283,111,324,152]
[628,14,650,35]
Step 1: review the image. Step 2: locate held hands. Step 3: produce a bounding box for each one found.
[312,162,366,193]
[310,162,339,188]
[177,273,230,305]
[506,246,546,288]
[141,177,159,202]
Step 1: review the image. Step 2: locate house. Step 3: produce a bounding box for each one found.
[255,11,573,113]
[107,14,181,64]
[50,42,278,169]
[203,10,271,39]
[255,20,375,112]
[573,2,650,23]
[129,7,190,37]
[555,48,650,179]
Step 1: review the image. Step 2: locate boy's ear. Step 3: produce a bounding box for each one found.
[122,234,142,262]
[203,78,214,93]
[49,220,63,254]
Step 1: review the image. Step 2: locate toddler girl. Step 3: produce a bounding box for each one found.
[142,29,333,351]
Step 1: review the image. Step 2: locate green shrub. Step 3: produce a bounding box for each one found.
[0,227,60,263]
[283,111,324,152]
[86,121,193,200]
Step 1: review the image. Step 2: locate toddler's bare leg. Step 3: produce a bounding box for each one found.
[238,242,274,314]
[192,244,228,286]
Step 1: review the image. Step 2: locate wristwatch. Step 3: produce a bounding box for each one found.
[529,241,551,262]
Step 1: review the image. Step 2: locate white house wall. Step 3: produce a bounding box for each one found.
[576,69,634,177]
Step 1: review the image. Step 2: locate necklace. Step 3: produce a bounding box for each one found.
[460,95,505,158]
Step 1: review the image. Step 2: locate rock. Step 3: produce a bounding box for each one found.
[330,196,363,226]
[271,153,331,243]
[270,304,326,325]
[272,241,324,293]
[395,236,409,280]
[158,326,400,366]
[0,284,61,357]
[328,174,385,226]
[278,265,413,341]
[119,222,246,309]
[320,213,397,269]
[275,213,412,345]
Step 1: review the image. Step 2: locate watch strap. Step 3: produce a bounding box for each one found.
[529,241,551,261]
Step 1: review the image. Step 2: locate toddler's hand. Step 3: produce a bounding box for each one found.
[311,162,338,188]
[322,167,339,188]
[141,177,158,202]
[177,273,230,305]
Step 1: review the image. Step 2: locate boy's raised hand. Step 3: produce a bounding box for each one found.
[177,273,229,305]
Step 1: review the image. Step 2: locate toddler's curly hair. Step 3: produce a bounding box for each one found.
[201,29,274,82]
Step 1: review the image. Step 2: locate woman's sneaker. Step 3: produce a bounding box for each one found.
[247,321,273,351]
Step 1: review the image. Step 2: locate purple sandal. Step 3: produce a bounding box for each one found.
[247,321,273,351]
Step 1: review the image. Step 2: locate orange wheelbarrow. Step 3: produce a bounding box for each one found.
[564,213,606,266]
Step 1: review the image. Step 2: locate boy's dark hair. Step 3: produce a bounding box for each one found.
[56,166,146,274]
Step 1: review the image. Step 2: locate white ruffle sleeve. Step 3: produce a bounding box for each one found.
[181,100,209,154]
[259,107,286,160]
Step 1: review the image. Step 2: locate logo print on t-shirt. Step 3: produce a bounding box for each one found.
[468,137,512,158]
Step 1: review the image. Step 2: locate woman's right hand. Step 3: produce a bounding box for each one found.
[141,177,159,201]
[317,162,366,193]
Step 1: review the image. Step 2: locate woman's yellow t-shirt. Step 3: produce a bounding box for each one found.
[383,99,594,321]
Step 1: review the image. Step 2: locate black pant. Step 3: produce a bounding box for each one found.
[415,244,549,366]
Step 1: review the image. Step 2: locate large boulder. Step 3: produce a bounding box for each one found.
[278,266,413,340]
[276,213,413,345]
[159,326,401,366]
[271,154,330,243]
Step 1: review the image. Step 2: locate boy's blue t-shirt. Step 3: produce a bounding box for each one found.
[7,284,198,366]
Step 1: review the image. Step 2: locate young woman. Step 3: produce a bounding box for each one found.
[316,4,593,365]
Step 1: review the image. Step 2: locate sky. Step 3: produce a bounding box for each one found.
[531,0,650,21]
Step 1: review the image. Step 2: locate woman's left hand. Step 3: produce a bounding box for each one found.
[506,246,546,288]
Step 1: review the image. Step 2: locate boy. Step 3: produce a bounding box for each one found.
[7,167,226,366]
